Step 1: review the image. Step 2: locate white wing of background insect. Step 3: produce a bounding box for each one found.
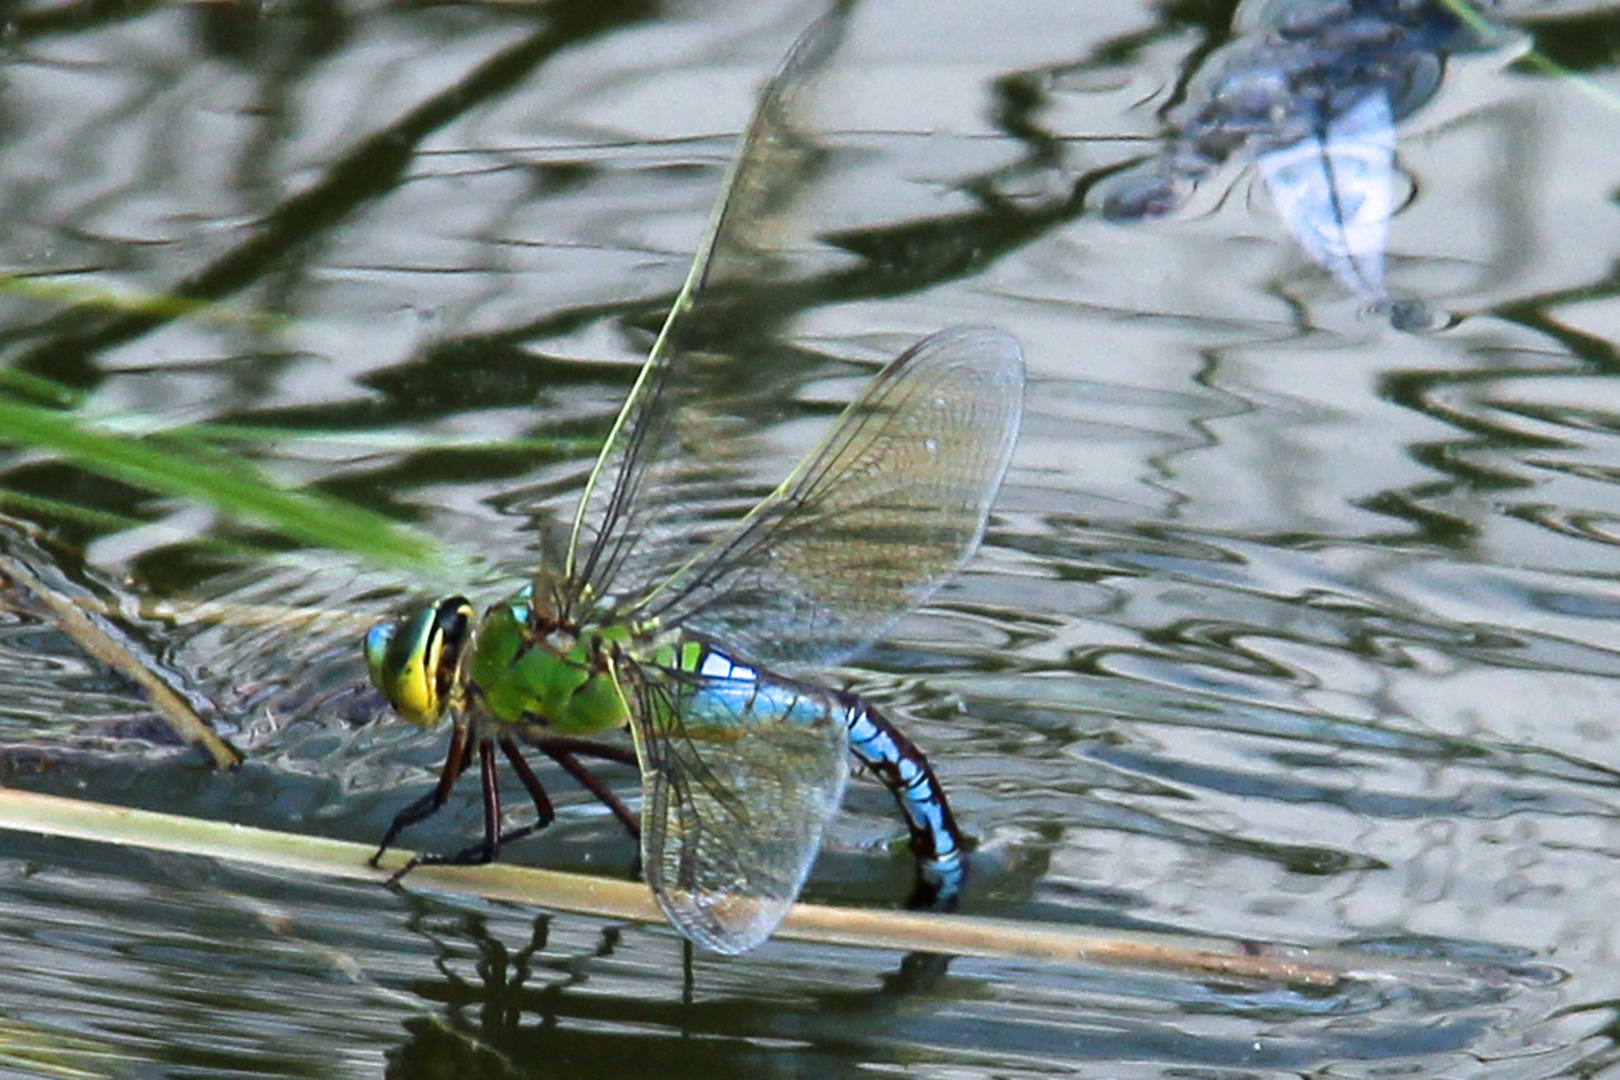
[1259,90,1397,302]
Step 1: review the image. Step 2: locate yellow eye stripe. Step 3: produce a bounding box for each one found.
[398,608,443,724]
[365,597,473,727]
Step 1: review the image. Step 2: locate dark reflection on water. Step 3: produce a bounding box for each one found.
[0,829,1561,1077]
[1,0,1620,1075]
[380,902,1542,1079]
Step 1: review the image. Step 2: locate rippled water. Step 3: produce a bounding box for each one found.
[1,0,1618,1075]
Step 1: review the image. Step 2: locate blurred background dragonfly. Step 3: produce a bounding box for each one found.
[1098,0,1522,326]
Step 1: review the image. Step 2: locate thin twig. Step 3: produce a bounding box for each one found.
[0,786,1360,983]
[0,554,243,770]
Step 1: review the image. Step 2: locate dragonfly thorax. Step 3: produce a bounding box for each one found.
[463,591,635,737]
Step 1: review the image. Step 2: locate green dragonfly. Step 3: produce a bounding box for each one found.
[363,4,1024,954]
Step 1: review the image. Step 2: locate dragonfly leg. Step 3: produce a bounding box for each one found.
[534,734,637,770]
[534,736,641,840]
[839,694,968,909]
[371,715,473,868]
[488,737,556,849]
[411,739,506,870]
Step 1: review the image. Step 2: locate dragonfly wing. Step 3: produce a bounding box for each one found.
[564,3,855,606]
[623,654,850,954]
[636,326,1024,669]
[1258,90,1396,301]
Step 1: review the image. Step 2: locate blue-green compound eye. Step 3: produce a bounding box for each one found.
[365,596,473,726]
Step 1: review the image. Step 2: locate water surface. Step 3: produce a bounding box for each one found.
[0,0,1617,1076]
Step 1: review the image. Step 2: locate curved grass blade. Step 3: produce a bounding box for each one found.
[564,0,855,606]
[1434,0,1620,118]
[0,397,442,569]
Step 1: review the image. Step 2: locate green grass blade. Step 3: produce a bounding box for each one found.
[0,397,440,568]
[1438,0,1620,117]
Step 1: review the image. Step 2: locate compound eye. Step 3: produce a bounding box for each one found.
[364,597,472,726]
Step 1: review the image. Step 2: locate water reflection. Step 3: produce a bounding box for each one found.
[188,0,349,71]
[0,0,664,392]
[383,899,1546,1079]
[1098,0,1515,323]
[0,0,1618,1075]
[389,909,969,1079]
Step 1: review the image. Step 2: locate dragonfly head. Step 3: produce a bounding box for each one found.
[364,596,474,726]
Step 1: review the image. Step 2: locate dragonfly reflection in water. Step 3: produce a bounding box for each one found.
[361,6,1025,954]
[1100,0,1511,326]
[1257,90,1398,309]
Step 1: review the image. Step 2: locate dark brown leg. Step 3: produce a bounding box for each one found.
[478,739,502,857]
[533,736,640,839]
[410,739,506,871]
[533,735,637,769]
[490,737,557,848]
[381,731,641,885]
[371,717,473,867]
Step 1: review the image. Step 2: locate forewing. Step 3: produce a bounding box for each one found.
[564,3,855,606]
[635,326,1024,669]
[623,656,850,955]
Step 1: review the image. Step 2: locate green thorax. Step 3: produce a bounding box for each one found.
[465,581,669,736]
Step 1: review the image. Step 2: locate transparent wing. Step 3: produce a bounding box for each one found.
[622,655,850,955]
[564,2,855,609]
[631,326,1024,669]
[1258,90,1396,301]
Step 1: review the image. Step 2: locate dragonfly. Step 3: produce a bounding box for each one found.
[362,3,1024,954]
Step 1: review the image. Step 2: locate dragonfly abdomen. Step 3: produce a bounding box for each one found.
[841,694,965,872]
[679,635,965,874]
[676,638,844,735]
